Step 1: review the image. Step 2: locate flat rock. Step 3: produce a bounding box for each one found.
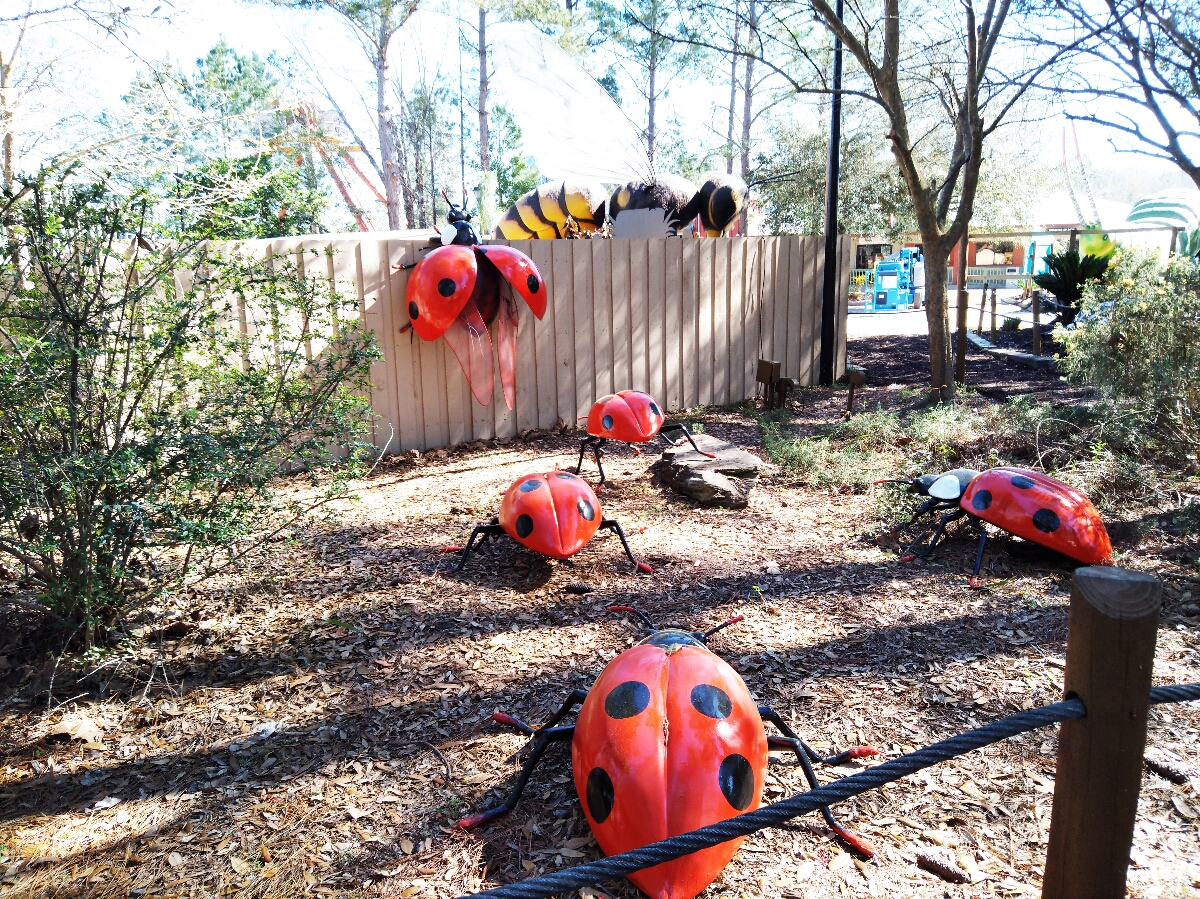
[656,433,763,508]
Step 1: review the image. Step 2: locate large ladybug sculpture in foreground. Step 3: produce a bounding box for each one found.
[458,608,879,899]
[453,471,652,572]
[576,390,715,487]
[401,201,546,409]
[880,466,1113,585]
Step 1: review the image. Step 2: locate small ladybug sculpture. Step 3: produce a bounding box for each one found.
[453,471,652,572]
[576,390,715,487]
[879,466,1113,585]
[400,199,546,409]
[457,607,879,899]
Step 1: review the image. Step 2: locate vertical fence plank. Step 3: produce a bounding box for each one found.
[530,241,559,429]
[362,239,402,451]
[772,237,790,380]
[388,240,428,451]
[712,239,730,405]
[573,241,595,423]
[627,240,647,393]
[683,240,700,409]
[837,235,852,379]
[742,237,760,401]
[664,239,684,411]
[591,239,614,402]
[728,238,747,402]
[552,242,577,430]
[613,240,634,393]
[697,240,714,407]
[329,240,372,439]
[782,237,801,382]
[806,236,824,385]
[515,260,540,434]
[647,239,666,402]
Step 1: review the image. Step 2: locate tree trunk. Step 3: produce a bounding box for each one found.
[377,15,404,229]
[478,6,490,173]
[647,53,657,165]
[738,0,756,232]
[921,246,955,400]
[1,56,13,189]
[725,4,740,175]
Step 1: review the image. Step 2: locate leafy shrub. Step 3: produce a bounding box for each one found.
[1034,248,1109,325]
[1057,252,1200,450]
[0,177,379,647]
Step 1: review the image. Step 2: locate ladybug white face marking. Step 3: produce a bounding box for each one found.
[690,684,732,719]
[929,473,965,500]
[586,767,615,822]
[604,681,650,718]
[718,754,755,810]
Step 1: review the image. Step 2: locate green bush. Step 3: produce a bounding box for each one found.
[0,177,380,647]
[1057,252,1200,450]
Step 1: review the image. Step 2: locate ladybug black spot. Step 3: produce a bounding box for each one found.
[586,767,615,823]
[556,472,576,480]
[602,414,614,430]
[527,274,540,293]
[1011,474,1035,489]
[972,489,993,511]
[408,301,419,320]
[690,684,732,719]
[519,479,542,493]
[604,681,650,719]
[718,754,755,810]
[577,499,595,521]
[437,277,457,297]
[515,514,534,538]
[1033,508,1061,533]
[649,402,661,416]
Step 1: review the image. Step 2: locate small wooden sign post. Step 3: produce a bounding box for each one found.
[1041,566,1162,899]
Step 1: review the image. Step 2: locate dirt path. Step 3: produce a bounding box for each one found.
[0,339,1196,899]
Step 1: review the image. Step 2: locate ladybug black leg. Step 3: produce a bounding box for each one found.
[574,436,607,486]
[600,518,652,573]
[454,522,505,571]
[759,707,878,858]
[970,520,989,586]
[902,506,965,561]
[455,725,575,829]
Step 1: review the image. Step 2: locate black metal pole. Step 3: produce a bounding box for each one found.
[818,0,844,387]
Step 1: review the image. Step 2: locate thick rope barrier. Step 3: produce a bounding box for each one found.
[460,683,1200,899]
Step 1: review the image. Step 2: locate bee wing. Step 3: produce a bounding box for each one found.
[442,301,496,407]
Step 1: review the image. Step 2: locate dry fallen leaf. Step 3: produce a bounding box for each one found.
[400,838,414,855]
[347,807,369,820]
[167,852,184,868]
[1172,796,1196,821]
[230,856,251,876]
[50,715,103,744]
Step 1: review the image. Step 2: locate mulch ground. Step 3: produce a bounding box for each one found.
[0,336,1196,899]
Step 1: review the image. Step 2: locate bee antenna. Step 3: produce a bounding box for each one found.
[609,605,656,632]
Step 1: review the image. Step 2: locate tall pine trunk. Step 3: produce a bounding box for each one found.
[377,14,405,229]
[725,4,740,175]
[478,6,490,173]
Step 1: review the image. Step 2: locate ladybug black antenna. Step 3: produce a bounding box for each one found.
[609,605,656,632]
[701,615,745,642]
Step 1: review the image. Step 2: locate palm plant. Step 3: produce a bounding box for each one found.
[1034,249,1110,325]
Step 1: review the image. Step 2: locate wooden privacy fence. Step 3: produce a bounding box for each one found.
[242,235,851,453]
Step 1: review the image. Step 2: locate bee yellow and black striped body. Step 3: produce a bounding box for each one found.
[609,174,698,235]
[694,174,747,236]
[496,181,608,240]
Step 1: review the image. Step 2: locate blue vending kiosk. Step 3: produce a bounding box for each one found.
[869,248,925,311]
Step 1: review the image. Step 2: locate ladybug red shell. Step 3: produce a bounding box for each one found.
[587,390,665,443]
[572,631,767,899]
[402,244,545,409]
[498,471,601,560]
[960,467,1113,565]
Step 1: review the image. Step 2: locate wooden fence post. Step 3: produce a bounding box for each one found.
[1041,566,1162,899]
[1032,291,1042,356]
[989,287,998,341]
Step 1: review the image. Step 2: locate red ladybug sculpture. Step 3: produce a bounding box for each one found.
[880,466,1113,586]
[453,471,651,572]
[457,608,879,899]
[576,390,715,486]
[401,201,546,409]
